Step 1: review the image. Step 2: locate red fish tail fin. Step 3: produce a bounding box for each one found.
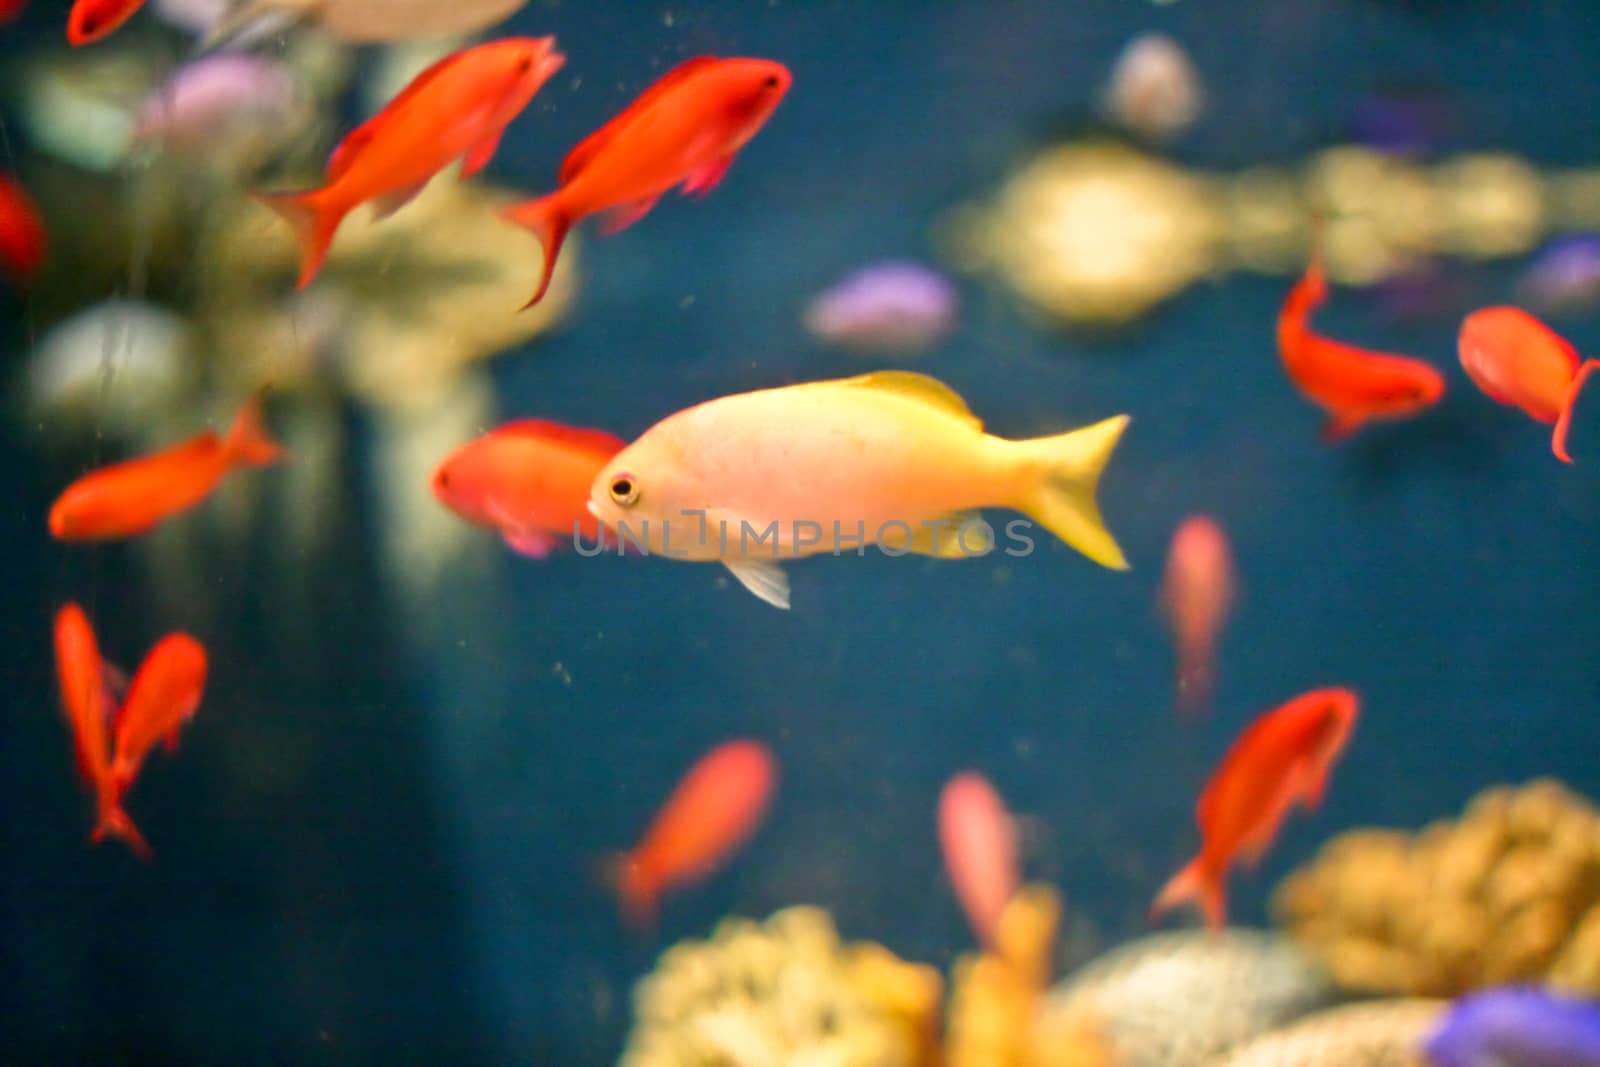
[92,802,152,863]
[222,390,285,468]
[595,853,657,933]
[254,190,343,289]
[502,195,570,310]
[1150,858,1225,932]
[1553,358,1599,464]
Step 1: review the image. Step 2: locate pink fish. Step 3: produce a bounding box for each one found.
[1160,515,1235,715]
[938,772,1019,949]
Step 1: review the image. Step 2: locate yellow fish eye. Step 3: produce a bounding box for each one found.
[609,473,640,507]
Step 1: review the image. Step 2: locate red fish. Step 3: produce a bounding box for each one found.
[602,739,777,929]
[258,37,564,288]
[938,772,1019,949]
[1458,306,1598,463]
[53,604,149,859]
[49,392,284,542]
[504,56,791,308]
[1,0,25,24]
[107,633,207,798]
[1152,687,1358,930]
[1277,259,1446,441]
[431,418,626,558]
[67,0,145,44]
[0,175,46,281]
[1160,515,1235,715]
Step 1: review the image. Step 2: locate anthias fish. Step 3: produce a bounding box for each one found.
[504,56,791,308]
[107,633,208,796]
[585,371,1129,610]
[1160,515,1235,715]
[0,175,46,281]
[258,37,564,288]
[939,772,1019,949]
[1424,987,1600,1067]
[432,418,627,558]
[68,0,146,44]
[1277,259,1445,441]
[1458,306,1597,463]
[50,392,283,541]
[602,739,776,929]
[1151,687,1358,930]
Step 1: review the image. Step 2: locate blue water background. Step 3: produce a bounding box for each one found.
[3,0,1600,1062]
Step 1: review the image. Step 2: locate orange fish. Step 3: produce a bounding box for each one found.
[1277,259,1446,441]
[504,56,791,308]
[1160,515,1235,715]
[1152,687,1358,930]
[49,392,284,542]
[602,739,776,929]
[431,418,626,558]
[0,175,46,281]
[107,633,207,798]
[1458,306,1598,463]
[53,603,149,859]
[67,0,145,43]
[258,37,564,288]
[938,772,1019,949]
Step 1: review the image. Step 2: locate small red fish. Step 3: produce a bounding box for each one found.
[938,772,1019,949]
[49,392,284,542]
[1152,687,1358,930]
[53,603,149,859]
[107,633,207,797]
[0,175,46,281]
[258,37,564,288]
[0,0,26,24]
[1458,306,1598,463]
[1277,259,1446,441]
[68,0,145,44]
[602,739,777,929]
[504,56,791,308]
[431,418,626,558]
[1160,515,1236,715]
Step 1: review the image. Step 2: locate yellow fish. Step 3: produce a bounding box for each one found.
[586,371,1130,609]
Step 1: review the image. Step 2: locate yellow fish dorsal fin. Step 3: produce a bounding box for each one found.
[843,371,983,430]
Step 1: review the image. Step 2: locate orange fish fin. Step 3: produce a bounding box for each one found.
[92,803,152,862]
[557,56,722,184]
[502,419,627,457]
[682,154,734,198]
[502,195,571,308]
[1150,858,1225,931]
[461,129,504,178]
[599,196,660,236]
[222,391,285,468]
[370,181,428,221]
[255,189,344,289]
[1553,358,1599,464]
[595,853,657,932]
[1319,413,1365,443]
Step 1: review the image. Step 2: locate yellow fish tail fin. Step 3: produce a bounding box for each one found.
[1019,415,1129,570]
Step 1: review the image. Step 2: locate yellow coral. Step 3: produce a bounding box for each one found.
[1274,779,1600,997]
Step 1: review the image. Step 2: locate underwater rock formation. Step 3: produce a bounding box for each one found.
[619,906,943,1067]
[1209,999,1444,1067]
[1035,928,1339,1067]
[1274,778,1600,997]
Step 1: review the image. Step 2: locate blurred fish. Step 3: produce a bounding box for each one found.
[1517,236,1600,315]
[206,0,527,46]
[431,418,626,558]
[1423,987,1600,1067]
[0,175,46,281]
[1160,515,1234,716]
[1459,307,1597,464]
[1277,259,1446,442]
[938,772,1019,949]
[1,0,25,25]
[601,740,777,930]
[803,261,957,354]
[68,0,147,44]
[1151,687,1358,931]
[54,603,150,859]
[133,54,300,153]
[585,371,1129,610]
[49,391,284,541]
[107,633,207,797]
[1102,33,1203,142]
[504,56,792,308]
[257,37,564,288]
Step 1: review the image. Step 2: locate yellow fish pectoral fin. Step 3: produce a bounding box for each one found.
[841,371,983,430]
[896,510,994,558]
[723,560,791,610]
[1019,415,1130,571]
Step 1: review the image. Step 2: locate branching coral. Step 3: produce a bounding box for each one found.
[1274,779,1600,997]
